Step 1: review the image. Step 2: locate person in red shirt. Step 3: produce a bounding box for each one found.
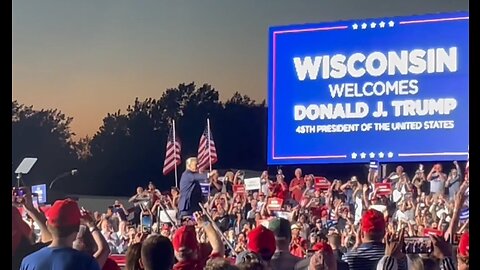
[171,212,224,270]
[272,174,289,201]
[235,225,276,265]
[147,182,161,207]
[457,232,469,270]
[289,168,305,203]
[290,224,307,258]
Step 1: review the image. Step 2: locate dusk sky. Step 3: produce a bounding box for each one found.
[13,0,468,139]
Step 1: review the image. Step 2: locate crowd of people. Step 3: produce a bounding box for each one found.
[12,159,470,270]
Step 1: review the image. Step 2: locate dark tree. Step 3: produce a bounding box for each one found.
[12,101,79,188]
[215,93,266,170]
[12,83,269,196]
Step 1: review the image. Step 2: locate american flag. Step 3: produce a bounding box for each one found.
[460,207,469,220]
[197,121,217,171]
[163,125,181,175]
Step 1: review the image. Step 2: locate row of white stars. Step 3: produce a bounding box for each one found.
[351,152,394,159]
[352,21,395,30]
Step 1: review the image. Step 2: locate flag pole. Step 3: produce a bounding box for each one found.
[173,120,179,188]
[207,118,212,172]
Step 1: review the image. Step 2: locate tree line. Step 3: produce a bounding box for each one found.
[12,83,267,196]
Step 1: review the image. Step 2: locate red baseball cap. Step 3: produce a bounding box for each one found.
[172,225,198,252]
[46,199,81,227]
[361,209,385,233]
[311,242,333,254]
[247,225,276,259]
[458,232,469,257]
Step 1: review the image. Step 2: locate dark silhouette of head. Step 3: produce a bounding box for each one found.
[141,235,174,270]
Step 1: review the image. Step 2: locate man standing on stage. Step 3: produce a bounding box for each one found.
[178,157,209,219]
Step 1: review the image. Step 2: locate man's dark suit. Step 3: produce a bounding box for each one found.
[178,169,208,218]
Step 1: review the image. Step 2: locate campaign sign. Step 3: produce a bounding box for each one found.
[159,209,178,223]
[244,177,261,191]
[200,183,210,196]
[31,184,47,204]
[375,182,392,196]
[267,197,284,211]
[268,12,469,165]
[314,176,330,190]
[424,228,444,237]
[369,160,379,170]
[275,211,293,221]
[233,184,246,194]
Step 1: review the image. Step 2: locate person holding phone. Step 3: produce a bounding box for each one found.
[412,164,428,196]
[209,170,223,196]
[446,161,462,201]
[272,174,289,202]
[377,231,458,270]
[172,212,225,270]
[260,171,271,197]
[342,209,408,270]
[147,182,161,207]
[112,200,128,235]
[128,187,150,227]
[387,166,406,184]
[289,168,305,204]
[12,187,54,270]
[20,199,101,270]
[74,209,116,269]
[427,164,447,198]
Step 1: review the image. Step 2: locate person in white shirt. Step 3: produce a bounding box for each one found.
[257,193,266,210]
[428,164,447,197]
[260,171,271,197]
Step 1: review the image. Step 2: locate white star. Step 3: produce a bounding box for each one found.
[388,21,395,27]
[360,152,367,159]
[387,152,394,158]
[370,22,376,29]
[361,23,367,29]
[378,152,385,158]
[352,23,358,30]
[369,152,375,159]
[351,152,358,159]
[379,21,386,28]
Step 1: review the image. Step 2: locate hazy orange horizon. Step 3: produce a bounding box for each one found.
[13,1,468,138]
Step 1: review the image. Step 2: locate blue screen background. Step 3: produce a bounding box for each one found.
[268,12,469,165]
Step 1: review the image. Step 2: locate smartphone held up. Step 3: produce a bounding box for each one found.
[12,186,28,205]
[404,237,432,254]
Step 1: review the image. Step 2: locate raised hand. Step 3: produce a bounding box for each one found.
[80,208,96,227]
[454,181,469,209]
[18,188,36,211]
[430,234,452,260]
[133,232,148,244]
[353,224,362,249]
[193,211,208,228]
[385,228,405,259]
